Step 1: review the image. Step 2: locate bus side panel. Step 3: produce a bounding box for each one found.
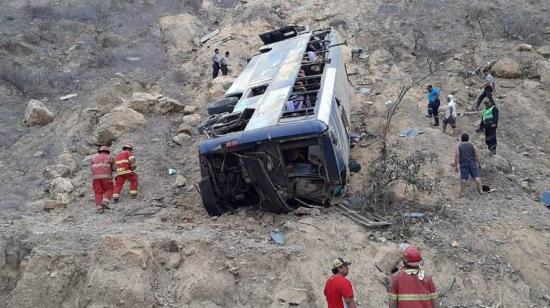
[320,135,341,184]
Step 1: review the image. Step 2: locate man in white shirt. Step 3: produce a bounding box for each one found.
[220,51,230,76]
[443,95,458,136]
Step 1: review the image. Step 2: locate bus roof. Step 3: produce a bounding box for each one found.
[222,28,342,132]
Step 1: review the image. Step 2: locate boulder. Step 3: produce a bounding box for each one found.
[183,105,197,115]
[166,253,182,269]
[158,96,185,113]
[43,164,70,179]
[95,106,146,144]
[517,44,533,52]
[178,123,195,135]
[127,92,184,114]
[538,61,550,85]
[373,245,402,274]
[49,177,74,199]
[536,46,550,59]
[58,152,79,174]
[126,92,158,113]
[23,100,54,126]
[174,175,186,187]
[493,58,522,79]
[182,114,202,126]
[172,133,191,145]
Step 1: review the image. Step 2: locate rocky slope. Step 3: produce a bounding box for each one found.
[1,0,549,307]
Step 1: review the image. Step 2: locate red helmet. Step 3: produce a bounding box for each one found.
[98,146,110,153]
[122,143,133,150]
[403,246,424,267]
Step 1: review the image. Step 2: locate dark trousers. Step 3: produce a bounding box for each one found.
[428,99,440,125]
[212,62,220,79]
[485,126,497,154]
[220,64,228,76]
[476,86,494,109]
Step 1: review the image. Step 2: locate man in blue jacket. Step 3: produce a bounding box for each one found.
[426,85,440,126]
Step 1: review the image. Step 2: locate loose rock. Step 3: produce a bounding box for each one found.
[177,123,194,135]
[174,175,186,187]
[493,58,522,79]
[43,164,70,179]
[166,253,181,269]
[49,177,74,199]
[23,100,54,126]
[183,105,197,115]
[182,114,202,126]
[537,46,550,59]
[517,44,533,52]
[127,92,184,114]
[95,106,146,144]
[172,133,191,145]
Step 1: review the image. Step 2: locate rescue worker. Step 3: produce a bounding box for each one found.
[426,85,440,126]
[113,144,138,202]
[477,99,499,155]
[91,146,114,214]
[389,246,439,308]
[476,68,495,110]
[324,258,357,308]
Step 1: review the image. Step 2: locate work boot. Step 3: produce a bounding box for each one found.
[96,207,105,214]
[112,198,119,204]
[101,202,111,210]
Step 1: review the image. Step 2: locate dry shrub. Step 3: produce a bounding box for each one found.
[361,144,440,212]
[0,61,49,97]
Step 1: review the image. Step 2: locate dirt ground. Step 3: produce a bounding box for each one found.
[0,0,549,307]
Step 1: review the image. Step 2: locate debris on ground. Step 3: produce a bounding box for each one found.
[59,93,78,100]
[542,190,550,208]
[200,28,220,44]
[399,128,424,138]
[269,229,285,245]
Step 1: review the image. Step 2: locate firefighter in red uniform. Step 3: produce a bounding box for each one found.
[91,146,115,214]
[389,246,440,308]
[113,144,138,202]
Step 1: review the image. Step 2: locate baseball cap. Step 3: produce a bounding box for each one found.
[331,258,352,270]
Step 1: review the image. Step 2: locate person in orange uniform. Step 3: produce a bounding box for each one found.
[324,258,357,308]
[389,246,439,308]
[113,144,138,202]
[91,146,114,214]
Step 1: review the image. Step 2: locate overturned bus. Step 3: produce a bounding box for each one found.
[198,25,352,216]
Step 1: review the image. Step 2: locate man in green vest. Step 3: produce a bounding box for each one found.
[477,99,499,155]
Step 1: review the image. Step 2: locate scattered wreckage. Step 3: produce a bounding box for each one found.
[198,25,352,216]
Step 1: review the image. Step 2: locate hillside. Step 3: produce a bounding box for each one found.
[0,0,549,307]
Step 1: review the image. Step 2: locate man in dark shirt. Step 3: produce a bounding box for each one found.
[212,49,221,79]
[476,69,495,110]
[477,99,499,155]
[452,133,483,197]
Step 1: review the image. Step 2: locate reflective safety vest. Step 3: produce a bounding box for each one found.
[389,269,438,308]
[91,153,114,179]
[115,150,136,176]
[482,106,494,123]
